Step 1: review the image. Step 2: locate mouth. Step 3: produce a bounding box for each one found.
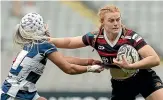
[113,28,119,30]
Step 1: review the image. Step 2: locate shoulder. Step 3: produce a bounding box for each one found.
[86,30,104,38]
[86,31,98,37]
[38,41,57,50]
[124,29,144,40]
[38,41,58,56]
[82,30,100,46]
[39,41,56,47]
[124,29,147,50]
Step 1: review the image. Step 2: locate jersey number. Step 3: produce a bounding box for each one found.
[12,50,28,70]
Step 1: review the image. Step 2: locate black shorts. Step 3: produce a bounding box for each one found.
[110,69,163,100]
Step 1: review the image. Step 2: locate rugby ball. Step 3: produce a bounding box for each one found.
[117,44,140,74]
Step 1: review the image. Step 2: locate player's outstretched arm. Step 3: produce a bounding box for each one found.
[49,36,86,49]
[48,51,104,75]
[63,56,101,66]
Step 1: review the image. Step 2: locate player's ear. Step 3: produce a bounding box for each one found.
[121,24,127,35]
[100,18,104,25]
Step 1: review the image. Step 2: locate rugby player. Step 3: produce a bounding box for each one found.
[49,5,163,100]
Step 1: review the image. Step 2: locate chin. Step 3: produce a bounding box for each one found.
[112,31,119,34]
[113,29,121,34]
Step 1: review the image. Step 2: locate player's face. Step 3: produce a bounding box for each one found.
[103,12,122,35]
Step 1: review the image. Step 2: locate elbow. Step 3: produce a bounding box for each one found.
[154,56,160,66]
[64,67,76,75]
[66,71,76,75]
[67,72,76,75]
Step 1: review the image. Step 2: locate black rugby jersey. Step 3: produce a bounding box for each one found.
[82,29,147,68]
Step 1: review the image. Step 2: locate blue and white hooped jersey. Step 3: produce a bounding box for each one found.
[1,41,57,99]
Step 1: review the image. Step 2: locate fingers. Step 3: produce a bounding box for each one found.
[44,24,48,30]
[91,59,102,65]
[122,55,127,62]
[113,55,127,65]
[87,59,102,65]
[94,67,104,73]
[92,60,102,65]
[113,56,131,69]
[87,59,94,65]
[113,58,121,65]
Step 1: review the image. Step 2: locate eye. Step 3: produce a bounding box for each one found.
[108,19,114,23]
[116,18,120,22]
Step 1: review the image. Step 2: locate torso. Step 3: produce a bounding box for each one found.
[95,30,134,79]
[82,29,147,79]
[1,42,57,98]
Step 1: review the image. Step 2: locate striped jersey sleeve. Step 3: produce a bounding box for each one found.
[82,32,95,46]
[131,32,147,50]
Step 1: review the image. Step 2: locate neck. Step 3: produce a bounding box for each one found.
[107,32,118,42]
[104,30,118,42]
[104,28,122,42]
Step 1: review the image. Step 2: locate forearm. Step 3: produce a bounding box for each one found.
[131,56,160,69]
[67,64,87,75]
[64,56,93,66]
[50,36,85,49]
[50,38,71,48]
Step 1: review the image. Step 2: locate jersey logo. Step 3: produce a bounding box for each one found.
[98,45,105,50]
[101,57,109,63]
[124,36,131,39]
[34,67,45,74]
[132,34,142,42]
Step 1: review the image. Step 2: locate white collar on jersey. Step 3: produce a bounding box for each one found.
[104,28,122,47]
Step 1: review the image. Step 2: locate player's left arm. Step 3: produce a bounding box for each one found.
[130,34,160,69]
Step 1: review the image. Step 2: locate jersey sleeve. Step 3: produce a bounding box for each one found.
[82,32,95,46]
[39,41,58,57]
[131,32,147,50]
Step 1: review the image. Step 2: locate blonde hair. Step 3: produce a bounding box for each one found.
[92,5,128,49]
[13,24,48,48]
[98,5,121,24]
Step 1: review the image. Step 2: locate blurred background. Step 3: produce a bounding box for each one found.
[1,1,163,100]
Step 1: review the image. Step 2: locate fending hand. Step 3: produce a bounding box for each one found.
[87,59,102,65]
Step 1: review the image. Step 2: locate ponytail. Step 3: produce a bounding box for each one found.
[92,25,104,51]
